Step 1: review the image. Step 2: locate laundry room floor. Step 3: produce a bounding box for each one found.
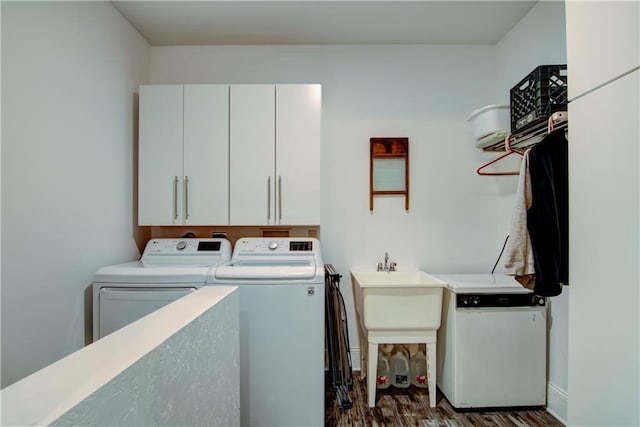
[325,373,564,426]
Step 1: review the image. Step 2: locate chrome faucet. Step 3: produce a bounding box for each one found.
[377,252,397,271]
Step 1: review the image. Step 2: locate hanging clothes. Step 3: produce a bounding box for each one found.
[526,128,568,296]
[503,148,536,289]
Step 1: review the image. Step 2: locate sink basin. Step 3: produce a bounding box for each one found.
[351,270,446,331]
[351,269,446,408]
[351,270,446,288]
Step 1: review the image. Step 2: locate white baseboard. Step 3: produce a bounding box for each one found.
[546,381,568,425]
[325,347,361,372]
[351,347,361,371]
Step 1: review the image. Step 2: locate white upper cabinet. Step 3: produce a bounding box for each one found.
[138,84,229,225]
[139,85,183,225]
[276,84,322,225]
[140,83,321,226]
[565,1,639,99]
[229,84,321,225]
[183,85,229,225]
[229,85,276,225]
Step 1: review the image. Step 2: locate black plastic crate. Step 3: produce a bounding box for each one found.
[510,65,568,133]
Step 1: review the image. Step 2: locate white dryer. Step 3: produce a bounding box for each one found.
[207,237,325,427]
[93,238,231,340]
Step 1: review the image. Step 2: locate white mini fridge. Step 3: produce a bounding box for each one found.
[435,274,547,408]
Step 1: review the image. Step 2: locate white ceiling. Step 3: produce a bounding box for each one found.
[111,1,538,46]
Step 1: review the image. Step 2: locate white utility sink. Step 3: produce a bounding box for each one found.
[351,270,445,331]
[350,269,446,408]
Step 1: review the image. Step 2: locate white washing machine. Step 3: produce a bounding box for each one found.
[207,237,325,427]
[434,274,547,409]
[93,238,231,340]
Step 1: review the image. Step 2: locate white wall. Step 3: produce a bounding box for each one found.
[566,2,640,425]
[495,1,569,422]
[495,1,568,105]
[150,43,514,367]
[1,1,150,387]
[568,69,639,426]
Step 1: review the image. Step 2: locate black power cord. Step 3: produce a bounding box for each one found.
[491,235,510,274]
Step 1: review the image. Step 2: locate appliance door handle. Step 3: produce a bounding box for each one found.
[184,176,189,220]
[278,175,282,223]
[173,176,179,221]
[267,176,271,222]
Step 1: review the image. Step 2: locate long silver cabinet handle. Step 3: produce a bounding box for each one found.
[184,176,190,220]
[267,176,271,222]
[173,176,179,221]
[278,175,282,223]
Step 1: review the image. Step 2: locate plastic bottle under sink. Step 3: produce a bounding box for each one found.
[376,351,391,389]
[380,343,394,354]
[390,347,410,388]
[410,350,428,388]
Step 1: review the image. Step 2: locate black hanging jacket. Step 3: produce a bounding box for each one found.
[526,128,568,297]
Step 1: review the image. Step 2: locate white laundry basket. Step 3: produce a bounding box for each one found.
[468,105,510,141]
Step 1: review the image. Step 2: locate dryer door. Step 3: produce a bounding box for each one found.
[98,287,196,339]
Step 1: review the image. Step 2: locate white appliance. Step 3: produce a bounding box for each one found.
[434,274,547,409]
[207,237,325,427]
[93,238,232,340]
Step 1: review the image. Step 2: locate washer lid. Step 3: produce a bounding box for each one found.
[433,273,532,294]
[93,263,214,284]
[213,260,318,280]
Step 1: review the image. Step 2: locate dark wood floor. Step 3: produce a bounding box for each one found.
[325,373,564,427]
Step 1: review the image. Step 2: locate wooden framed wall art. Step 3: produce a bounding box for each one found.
[369,137,409,211]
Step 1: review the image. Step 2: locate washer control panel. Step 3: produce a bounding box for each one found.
[145,239,223,254]
[234,238,316,254]
[141,238,232,266]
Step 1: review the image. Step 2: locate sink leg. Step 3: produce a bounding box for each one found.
[427,341,437,407]
[359,328,368,379]
[367,342,378,407]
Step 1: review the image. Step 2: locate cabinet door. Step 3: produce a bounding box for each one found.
[566,1,639,99]
[183,85,229,225]
[229,85,276,225]
[275,84,321,224]
[138,85,183,225]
